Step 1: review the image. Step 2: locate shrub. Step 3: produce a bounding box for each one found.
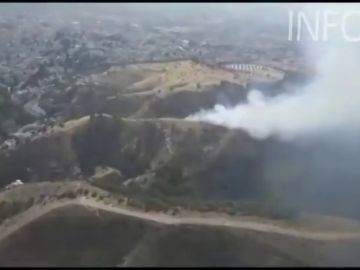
[143,197,168,212]
[64,191,77,199]
[26,197,35,208]
[39,194,45,201]
[128,199,145,209]
[56,192,67,200]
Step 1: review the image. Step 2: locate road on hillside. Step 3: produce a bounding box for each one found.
[1,197,360,243]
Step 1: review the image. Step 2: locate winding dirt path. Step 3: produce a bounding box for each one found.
[1,197,360,243]
[79,198,360,241]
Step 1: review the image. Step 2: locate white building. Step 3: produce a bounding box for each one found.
[222,63,285,82]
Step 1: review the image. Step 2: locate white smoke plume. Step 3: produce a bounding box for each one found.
[187,4,360,140]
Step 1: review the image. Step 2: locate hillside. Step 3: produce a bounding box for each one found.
[65,60,290,120]
[0,180,359,267]
[82,60,249,93]
[1,3,358,267]
[2,112,360,221]
[0,90,32,140]
[0,115,274,214]
[0,188,360,266]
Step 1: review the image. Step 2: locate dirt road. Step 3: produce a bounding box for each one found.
[1,197,360,243]
[79,198,360,241]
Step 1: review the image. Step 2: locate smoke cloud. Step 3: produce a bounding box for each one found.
[187,4,360,140]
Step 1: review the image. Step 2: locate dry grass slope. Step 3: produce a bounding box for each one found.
[86,60,249,94]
